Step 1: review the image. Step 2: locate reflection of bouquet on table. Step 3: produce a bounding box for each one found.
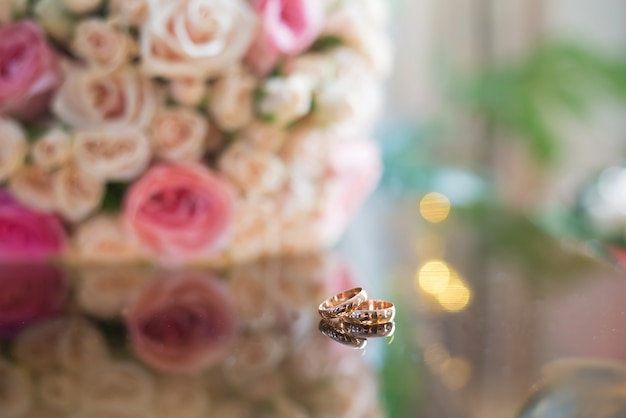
[0,256,383,418]
[0,0,390,266]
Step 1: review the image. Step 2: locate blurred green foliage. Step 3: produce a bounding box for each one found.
[456,42,626,164]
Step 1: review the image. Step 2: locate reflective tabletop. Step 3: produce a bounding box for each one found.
[2,196,626,418]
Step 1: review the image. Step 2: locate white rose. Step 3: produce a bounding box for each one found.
[258,75,314,127]
[73,129,151,181]
[283,53,334,86]
[223,334,286,379]
[81,362,154,412]
[77,268,150,318]
[62,0,102,14]
[140,0,258,79]
[53,67,158,129]
[38,373,78,412]
[9,165,56,212]
[150,108,208,162]
[72,216,145,265]
[315,50,383,133]
[168,78,207,107]
[237,120,286,152]
[73,19,132,71]
[31,128,72,171]
[0,118,27,183]
[0,360,33,418]
[219,142,287,196]
[108,0,148,25]
[209,68,256,131]
[53,164,105,222]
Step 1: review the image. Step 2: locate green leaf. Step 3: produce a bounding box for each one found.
[310,36,344,52]
[101,182,129,213]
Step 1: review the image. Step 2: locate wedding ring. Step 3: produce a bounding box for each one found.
[343,321,395,339]
[318,319,367,350]
[318,287,368,319]
[345,300,395,325]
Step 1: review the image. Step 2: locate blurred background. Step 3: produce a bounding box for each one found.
[338,1,626,417]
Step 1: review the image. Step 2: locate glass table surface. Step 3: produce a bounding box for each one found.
[1,196,625,418]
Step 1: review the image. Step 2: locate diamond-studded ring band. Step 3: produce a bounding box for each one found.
[318,287,368,320]
[343,320,396,339]
[318,319,368,349]
[345,300,396,326]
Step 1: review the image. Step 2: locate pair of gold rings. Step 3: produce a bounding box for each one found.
[318,287,396,349]
[318,287,395,325]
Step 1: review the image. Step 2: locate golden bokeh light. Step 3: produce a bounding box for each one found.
[440,358,472,390]
[437,272,471,312]
[419,192,451,223]
[416,260,450,295]
[424,343,450,369]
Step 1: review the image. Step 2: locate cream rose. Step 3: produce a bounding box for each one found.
[13,319,67,373]
[168,78,207,107]
[72,216,145,265]
[109,0,148,25]
[238,120,286,152]
[31,128,72,171]
[56,318,110,374]
[218,142,286,196]
[0,360,33,418]
[9,165,56,213]
[81,362,154,412]
[77,268,150,318]
[38,373,78,412]
[73,19,132,71]
[150,108,208,162]
[53,164,105,222]
[229,197,281,263]
[257,75,314,127]
[209,68,256,131]
[140,0,258,79]
[63,0,102,14]
[152,377,208,418]
[53,67,158,129]
[73,129,151,181]
[33,0,75,43]
[0,118,27,183]
[0,2,11,25]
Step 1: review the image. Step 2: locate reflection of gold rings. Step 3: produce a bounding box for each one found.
[318,287,368,320]
[343,321,395,339]
[345,300,395,325]
[318,320,367,350]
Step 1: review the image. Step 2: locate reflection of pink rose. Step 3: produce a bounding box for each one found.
[245,0,323,75]
[124,163,234,264]
[0,264,66,339]
[0,21,61,121]
[126,274,235,374]
[607,245,626,268]
[0,190,66,262]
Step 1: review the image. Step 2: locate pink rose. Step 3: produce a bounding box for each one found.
[0,190,66,262]
[125,273,236,374]
[124,163,234,263]
[0,264,67,339]
[0,21,61,121]
[245,0,323,75]
[319,138,381,242]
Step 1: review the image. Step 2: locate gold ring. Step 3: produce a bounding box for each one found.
[345,300,395,325]
[343,321,395,339]
[318,319,367,350]
[318,287,368,319]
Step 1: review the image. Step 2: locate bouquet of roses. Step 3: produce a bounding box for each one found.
[0,0,390,266]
